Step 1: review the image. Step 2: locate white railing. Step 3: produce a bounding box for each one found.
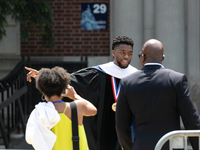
[154,130,200,150]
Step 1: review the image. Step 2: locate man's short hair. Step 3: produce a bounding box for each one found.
[112,35,134,50]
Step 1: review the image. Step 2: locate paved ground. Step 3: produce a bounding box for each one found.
[0,131,194,150]
[0,133,33,150]
[7,137,33,150]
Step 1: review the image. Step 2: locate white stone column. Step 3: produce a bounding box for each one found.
[186,0,200,113]
[110,0,143,69]
[155,0,185,73]
[143,0,155,42]
[0,16,20,55]
[0,16,21,79]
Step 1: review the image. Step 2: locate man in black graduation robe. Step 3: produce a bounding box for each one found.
[70,62,137,150]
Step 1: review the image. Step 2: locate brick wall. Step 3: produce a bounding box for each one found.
[21,0,110,56]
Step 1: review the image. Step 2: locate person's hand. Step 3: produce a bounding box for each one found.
[62,85,79,100]
[25,67,39,82]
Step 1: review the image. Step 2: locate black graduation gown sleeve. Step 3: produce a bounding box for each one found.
[68,67,106,150]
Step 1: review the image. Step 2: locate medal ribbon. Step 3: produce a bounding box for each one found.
[111,76,121,102]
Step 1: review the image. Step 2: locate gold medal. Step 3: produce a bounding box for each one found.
[112,102,117,112]
[111,76,121,112]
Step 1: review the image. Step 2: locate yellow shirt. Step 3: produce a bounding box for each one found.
[51,105,89,150]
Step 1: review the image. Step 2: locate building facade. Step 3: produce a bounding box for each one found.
[0,0,200,113]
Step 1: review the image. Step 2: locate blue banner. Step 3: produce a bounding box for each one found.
[81,3,108,30]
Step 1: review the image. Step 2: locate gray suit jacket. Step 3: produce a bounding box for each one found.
[116,65,200,150]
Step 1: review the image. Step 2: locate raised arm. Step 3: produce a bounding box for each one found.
[25,67,39,82]
[62,86,97,116]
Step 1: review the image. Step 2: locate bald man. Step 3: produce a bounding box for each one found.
[116,39,200,150]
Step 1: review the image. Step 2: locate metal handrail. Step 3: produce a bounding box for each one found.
[154,130,200,150]
[0,56,88,148]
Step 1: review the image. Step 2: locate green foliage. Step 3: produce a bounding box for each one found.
[0,0,55,48]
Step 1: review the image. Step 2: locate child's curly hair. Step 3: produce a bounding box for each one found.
[35,66,70,98]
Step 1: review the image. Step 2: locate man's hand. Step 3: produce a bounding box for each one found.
[25,67,39,82]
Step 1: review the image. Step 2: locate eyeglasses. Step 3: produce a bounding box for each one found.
[138,53,145,58]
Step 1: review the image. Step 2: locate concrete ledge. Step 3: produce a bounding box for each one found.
[0,56,21,79]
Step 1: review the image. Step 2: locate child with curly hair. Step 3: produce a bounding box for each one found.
[25,66,97,150]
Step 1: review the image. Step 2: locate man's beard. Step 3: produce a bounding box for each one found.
[116,60,129,69]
